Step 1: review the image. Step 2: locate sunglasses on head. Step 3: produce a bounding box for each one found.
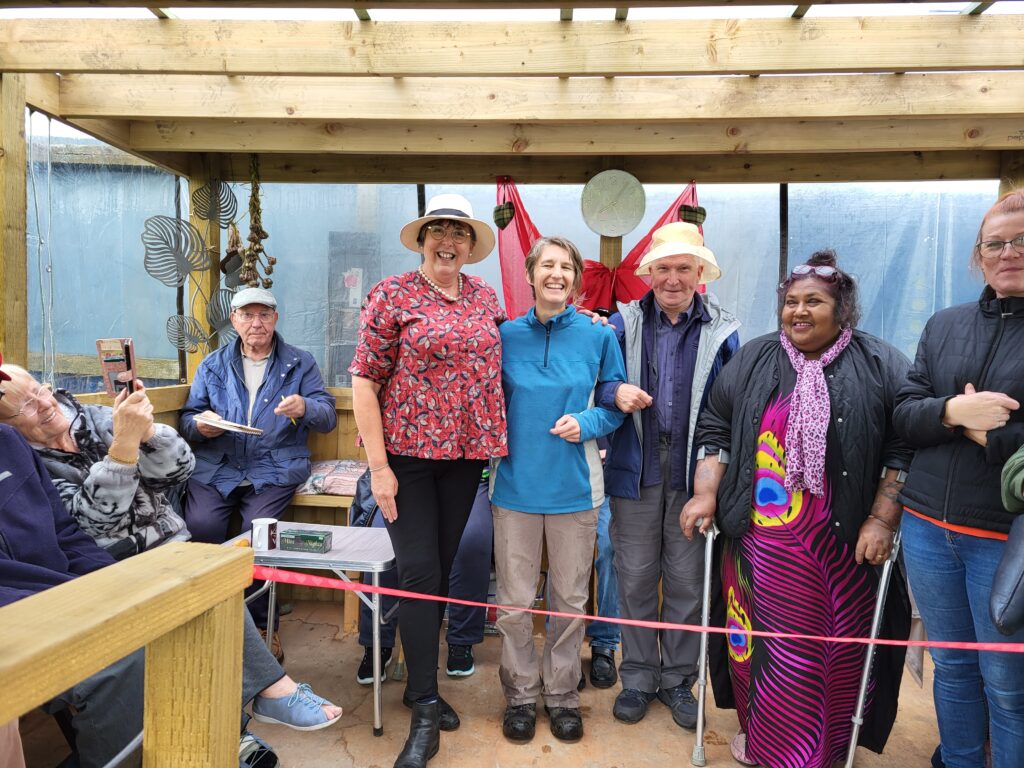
[791,264,838,281]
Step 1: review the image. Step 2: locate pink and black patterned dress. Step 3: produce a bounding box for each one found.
[722,386,877,768]
[349,270,508,460]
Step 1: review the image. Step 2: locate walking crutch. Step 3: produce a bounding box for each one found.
[691,522,719,767]
[844,528,902,768]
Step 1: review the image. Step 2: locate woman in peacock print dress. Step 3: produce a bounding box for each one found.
[682,250,913,768]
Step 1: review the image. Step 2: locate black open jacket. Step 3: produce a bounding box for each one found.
[696,330,913,540]
[894,288,1024,533]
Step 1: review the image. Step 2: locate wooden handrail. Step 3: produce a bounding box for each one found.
[0,542,253,766]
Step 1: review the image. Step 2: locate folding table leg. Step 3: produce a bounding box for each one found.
[372,571,383,736]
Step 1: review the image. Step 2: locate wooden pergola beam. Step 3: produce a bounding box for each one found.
[0,74,27,367]
[212,150,1000,184]
[127,117,1024,155]
[4,16,1024,76]
[48,71,1024,122]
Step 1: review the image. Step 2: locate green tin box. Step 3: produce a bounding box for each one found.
[279,529,333,554]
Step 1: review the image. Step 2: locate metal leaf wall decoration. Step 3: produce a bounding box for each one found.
[191,180,238,228]
[206,288,238,346]
[165,315,207,353]
[142,215,210,288]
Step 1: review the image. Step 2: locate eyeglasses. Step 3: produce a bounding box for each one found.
[234,310,276,324]
[424,223,473,244]
[790,264,839,281]
[0,382,53,421]
[975,234,1024,262]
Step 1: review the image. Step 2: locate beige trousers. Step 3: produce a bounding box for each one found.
[0,721,25,768]
[493,505,598,708]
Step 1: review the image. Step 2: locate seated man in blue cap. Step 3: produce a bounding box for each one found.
[180,287,337,660]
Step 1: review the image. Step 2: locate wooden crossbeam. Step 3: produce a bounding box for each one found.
[216,150,1000,184]
[3,16,1024,76]
[50,72,1024,122]
[127,116,1024,155]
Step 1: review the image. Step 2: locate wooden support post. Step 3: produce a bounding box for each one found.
[143,594,243,767]
[0,74,27,367]
[599,234,622,271]
[999,151,1024,197]
[186,153,222,380]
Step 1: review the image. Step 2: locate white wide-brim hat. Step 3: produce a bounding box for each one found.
[399,193,496,264]
[634,221,721,283]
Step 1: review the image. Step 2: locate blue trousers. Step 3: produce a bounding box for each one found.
[586,496,621,649]
[359,478,492,648]
[902,512,1024,768]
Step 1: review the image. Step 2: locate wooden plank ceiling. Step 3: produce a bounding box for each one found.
[3,1,1023,183]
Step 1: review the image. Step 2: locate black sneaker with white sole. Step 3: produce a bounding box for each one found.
[355,645,393,685]
[446,644,475,677]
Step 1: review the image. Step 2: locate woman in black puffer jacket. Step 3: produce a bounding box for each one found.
[893,189,1024,768]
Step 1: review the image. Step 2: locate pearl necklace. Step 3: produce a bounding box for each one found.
[418,266,463,302]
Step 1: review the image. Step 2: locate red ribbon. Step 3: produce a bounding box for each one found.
[252,566,1024,654]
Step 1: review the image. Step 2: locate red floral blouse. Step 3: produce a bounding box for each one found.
[349,271,508,460]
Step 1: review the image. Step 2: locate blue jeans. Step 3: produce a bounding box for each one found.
[586,497,621,649]
[902,512,1024,768]
[359,478,492,648]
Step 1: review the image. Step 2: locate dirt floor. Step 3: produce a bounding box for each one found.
[245,601,939,768]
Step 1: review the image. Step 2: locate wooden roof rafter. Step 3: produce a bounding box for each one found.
[4,16,1024,76]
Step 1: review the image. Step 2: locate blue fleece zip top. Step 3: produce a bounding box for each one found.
[491,305,626,514]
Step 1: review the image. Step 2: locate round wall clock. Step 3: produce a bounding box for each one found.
[581,169,646,237]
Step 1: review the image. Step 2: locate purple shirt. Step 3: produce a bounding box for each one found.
[653,298,698,434]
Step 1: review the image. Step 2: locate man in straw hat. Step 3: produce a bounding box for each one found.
[597,218,740,730]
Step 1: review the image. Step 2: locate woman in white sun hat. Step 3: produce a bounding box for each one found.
[349,193,507,768]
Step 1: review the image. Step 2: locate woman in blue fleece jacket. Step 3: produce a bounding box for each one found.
[491,236,626,745]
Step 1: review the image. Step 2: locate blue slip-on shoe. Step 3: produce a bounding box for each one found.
[252,683,342,731]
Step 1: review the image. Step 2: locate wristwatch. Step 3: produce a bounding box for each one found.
[881,467,909,483]
[697,446,731,465]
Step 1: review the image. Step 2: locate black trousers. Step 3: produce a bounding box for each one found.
[384,452,486,700]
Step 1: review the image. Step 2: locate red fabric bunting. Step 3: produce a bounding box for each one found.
[577,181,702,312]
[496,176,542,319]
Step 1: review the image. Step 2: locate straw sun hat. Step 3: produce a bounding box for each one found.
[399,193,496,264]
[634,221,722,283]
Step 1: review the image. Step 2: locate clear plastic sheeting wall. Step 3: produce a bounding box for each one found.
[26,112,179,392]
[788,181,1000,360]
[243,182,420,387]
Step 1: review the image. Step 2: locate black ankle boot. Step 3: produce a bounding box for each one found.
[394,700,440,768]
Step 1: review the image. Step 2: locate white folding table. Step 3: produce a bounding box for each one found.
[228,521,396,736]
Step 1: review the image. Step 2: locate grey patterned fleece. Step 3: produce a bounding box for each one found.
[33,391,195,558]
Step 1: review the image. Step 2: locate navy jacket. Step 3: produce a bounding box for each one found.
[0,424,114,608]
[180,333,337,497]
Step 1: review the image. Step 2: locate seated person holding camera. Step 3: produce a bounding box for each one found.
[0,362,191,560]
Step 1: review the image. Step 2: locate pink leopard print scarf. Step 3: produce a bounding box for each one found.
[779,326,853,497]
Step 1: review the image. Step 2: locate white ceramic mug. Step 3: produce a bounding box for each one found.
[251,518,278,551]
